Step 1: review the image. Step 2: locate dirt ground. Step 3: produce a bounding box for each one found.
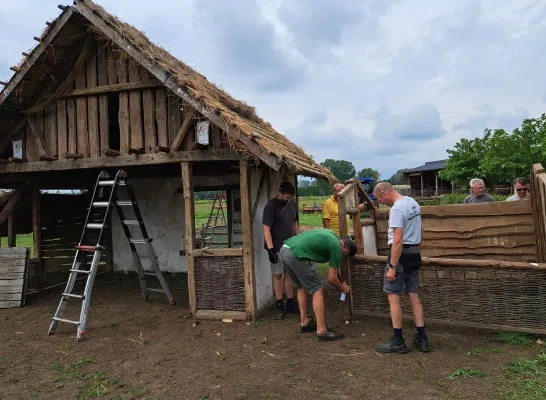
[1,273,544,400]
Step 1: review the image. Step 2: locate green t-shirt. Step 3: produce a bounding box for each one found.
[284,229,343,269]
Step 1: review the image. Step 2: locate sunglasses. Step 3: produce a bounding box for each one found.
[516,188,528,192]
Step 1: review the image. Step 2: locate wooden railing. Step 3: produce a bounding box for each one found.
[531,163,546,262]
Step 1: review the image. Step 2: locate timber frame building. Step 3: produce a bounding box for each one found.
[0,0,336,320]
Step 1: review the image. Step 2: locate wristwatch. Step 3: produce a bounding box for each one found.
[388,263,396,269]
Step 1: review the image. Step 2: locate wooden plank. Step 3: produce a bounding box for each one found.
[44,104,58,156]
[0,286,24,294]
[27,114,47,157]
[0,279,23,287]
[0,272,25,280]
[0,301,23,308]
[195,310,247,320]
[0,247,28,256]
[337,184,351,321]
[128,61,143,151]
[0,8,74,107]
[25,124,37,162]
[143,89,157,153]
[193,248,243,257]
[0,293,22,301]
[97,44,109,156]
[32,183,43,290]
[7,213,16,247]
[170,110,195,152]
[117,55,130,154]
[239,160,256,320]
[352,185,364,255]
[86,47,100,158]
[212,124,223,149]
[63,81,161,97]
[155,88,168,149]
[181,162,196,316]
[0,259,26,268]
[56,100,68,160]
[66,98,77,154]
[167,93,181,146]
[74,62,89,158]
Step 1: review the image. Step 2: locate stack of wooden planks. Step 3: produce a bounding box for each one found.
[0,247,30,308]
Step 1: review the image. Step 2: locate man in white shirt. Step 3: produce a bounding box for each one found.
[506,177,530,201]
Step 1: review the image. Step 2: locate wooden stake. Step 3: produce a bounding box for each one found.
[240,159,256,320]
[156,146,170,153]
[10,66,19,73]
[7,213,16,247]
[128,148,144,155]
[102,149,121,157]
[0,81,8,86]
[22,52,29,57]
[64,152,84,159]
[181,162,197,316]
[38,155,58,162]
[33,37,42,43]
[8,157,28,163]
[32,183,42,291]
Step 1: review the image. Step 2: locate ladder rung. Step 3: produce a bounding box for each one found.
[92,202,110,207]
[70,269,90,274]
[143,272,157,276]
[98,180,126,186]
[116,201,133,206]
[123,220,140,225]
[129,238,146,244]
[147,288,165,294]
[87,223,104,229]
[76,245,100,252]
[53,317,80,325]
[62,292,84,299]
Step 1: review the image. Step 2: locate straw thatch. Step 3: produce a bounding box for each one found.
[0,0,338,182]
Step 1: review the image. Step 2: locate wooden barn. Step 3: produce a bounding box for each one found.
[0,0,336,320]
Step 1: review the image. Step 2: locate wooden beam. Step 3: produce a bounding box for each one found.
[102,149,121,157]
[337,181,352,322]
[62,81,161,98]
[0,150,241,173]
[7,213,16,247]
[27,117,48,158]
[0,183,30,226]
[73,1,283,171]
[251,169,267,220]
[128,148,145,155]
[181,162,197,316]
[193,248,243,257]
[170,110,195,152]
[240,160,256,320]
[0,8,74,107]
[64,152,83,159]
[39,155,58,162]
[32,183,43,290]
[8,157,28,163]
[195,310,247,321]
[156,146,170,153]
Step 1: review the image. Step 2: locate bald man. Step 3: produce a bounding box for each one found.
[372,182,430,354]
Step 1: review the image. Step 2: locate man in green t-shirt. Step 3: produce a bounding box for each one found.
[280,229,356,341]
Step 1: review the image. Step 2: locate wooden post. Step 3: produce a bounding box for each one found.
[226,189,233,248]
[337,183,352,322]
[32,183,43,290]
[7,213,16,247]
[240,160,256,319]
[181,162,197,316]
[420,173,424,198]
[435,171,439,198]
[352,185,364,255]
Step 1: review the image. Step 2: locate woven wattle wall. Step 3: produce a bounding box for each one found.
[195,256,245,311]
[350,258,546,334]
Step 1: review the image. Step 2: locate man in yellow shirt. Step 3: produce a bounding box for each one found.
[322,183,352,237]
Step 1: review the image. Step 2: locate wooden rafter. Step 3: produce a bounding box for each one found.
[63,81,161,98]
[170,110,196,152]
[73,1,283,171]
[0,182,31,226]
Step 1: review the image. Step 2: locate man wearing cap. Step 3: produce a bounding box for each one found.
[262,181,300,319]
[373,182,430,354]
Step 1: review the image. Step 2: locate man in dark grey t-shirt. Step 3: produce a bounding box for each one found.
[262,181,300,319]
[463,178,495,203]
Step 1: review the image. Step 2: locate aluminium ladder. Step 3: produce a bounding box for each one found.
[48,169,175,341]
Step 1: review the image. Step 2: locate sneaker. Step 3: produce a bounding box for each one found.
[298,316,317,333]
[285,301,299,314]
[274,303,285,320]
[376,336,408,354]
[316,327,344,341]
[413,333,430,352]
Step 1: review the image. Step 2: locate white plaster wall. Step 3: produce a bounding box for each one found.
[112,177,186,273]
[252,168,297,311]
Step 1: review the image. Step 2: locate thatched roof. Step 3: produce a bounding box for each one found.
[0,0,337,182]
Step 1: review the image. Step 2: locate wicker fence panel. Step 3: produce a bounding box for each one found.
[195,256,245,311]
[351,260,546,334]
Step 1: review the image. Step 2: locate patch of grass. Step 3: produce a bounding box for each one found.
[446,368,484,380]
[496,332,536,347]
[502,353,546,400]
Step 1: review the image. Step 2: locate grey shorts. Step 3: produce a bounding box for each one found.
[279,246,323,294]
[270,254,283,275]
[383,250,421,296]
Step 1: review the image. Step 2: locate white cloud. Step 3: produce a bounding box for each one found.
[1,0,545,179]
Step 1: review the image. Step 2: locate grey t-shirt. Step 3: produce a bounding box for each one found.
[387,196,421,246]
[463,194,495,203]
[262,198,299,252]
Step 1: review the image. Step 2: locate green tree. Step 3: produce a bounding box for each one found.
[439,132,490,187]
[317,159,356,195]
[356,168,381,183]
[386,169,408,185]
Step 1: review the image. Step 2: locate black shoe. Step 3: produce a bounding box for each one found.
[413,333,430,352]
[274,304,285,320]
[298,316,317,333]
[316,327,344,341]
[376,336,408,354]
[285,301,299,314]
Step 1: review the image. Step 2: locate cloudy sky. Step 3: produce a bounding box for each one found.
[1,0,545,179]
